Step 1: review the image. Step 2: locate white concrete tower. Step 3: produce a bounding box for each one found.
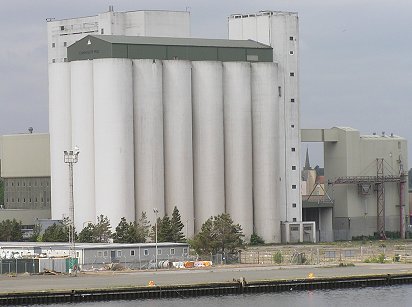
[228,11,302,224]
[47,9,190,63]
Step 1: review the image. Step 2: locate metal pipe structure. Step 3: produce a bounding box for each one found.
[223,62,253,240]
[63,147,79,275]
[192,61,225,232]
[153,208,159,270]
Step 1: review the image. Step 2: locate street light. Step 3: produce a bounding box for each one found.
[64,147,79,275]
[153,208,159,271]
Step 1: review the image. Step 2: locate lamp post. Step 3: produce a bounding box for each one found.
[64,147,79,275]
[153,208,159,271]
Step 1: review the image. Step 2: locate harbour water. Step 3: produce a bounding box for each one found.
[41,284,411,307]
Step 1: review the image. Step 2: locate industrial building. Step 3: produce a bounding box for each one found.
[47,9,301,244]
[47,8,190,63]
[0,134,51,234]
[302,127,409,241]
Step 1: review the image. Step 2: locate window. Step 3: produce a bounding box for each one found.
[60,26,65,31]
[130,250,135,256]
[63,42,67,47]
[170,248,175,255]
[278,86,282,97]
[291,124,295,128]
[289,36,294,41]
[289,50,294,55]
[292,166,296,170]
[292,185,297,189]
[97,251,103,257]
[144,249,149,256]
[291,147,296,152]
[291,98,295,103]
[157,249,162,255]
[64,58,68,62]
[293,218,297,222]
[117,250,122,257]
[101,28,104,34]
[103,251,108,257]
[292,203,297,208]
[52,59,56,63]
[183,248,188,255]
[290,72,295,77]
[52,42,55,48]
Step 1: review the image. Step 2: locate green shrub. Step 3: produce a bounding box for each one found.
[273,251,283,264]
[250,233,265,245]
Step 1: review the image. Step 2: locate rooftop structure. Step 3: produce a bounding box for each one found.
[47,9,190,63]
[67,35,273,62]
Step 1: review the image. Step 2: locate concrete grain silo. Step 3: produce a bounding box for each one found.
[223,62,253,240]
[70,60,96,230]
[163,60,194,238]
[251,62,280,243]
[93,58,135,226]
[192,61,225,232]
[132,59,165,225]
[48,63,72,221]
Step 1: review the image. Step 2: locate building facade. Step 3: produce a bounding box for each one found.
[0,134,51,230]
[302,127,409,240]
[228,11,302,226]
[49,35,286,242]
[47,8,190,63]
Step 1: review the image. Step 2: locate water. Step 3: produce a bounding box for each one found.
[40,284,411,307]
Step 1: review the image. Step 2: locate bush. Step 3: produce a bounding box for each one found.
[364,253,386,263]
[273,251,283,264]
[250,233,265,245]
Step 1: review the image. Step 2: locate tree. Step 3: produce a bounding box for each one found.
[78,223,96,243]
[0,219,23,241]
[112,217,130,243]
[189,213,244,255]
[94,215,112,243]
[42,222,69,242]
[170,206,185,242]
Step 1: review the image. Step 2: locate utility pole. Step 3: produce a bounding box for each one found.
[64,147,79,275]
[153,208,159,271]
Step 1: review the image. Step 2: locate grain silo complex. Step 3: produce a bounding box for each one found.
[48,10,305,243]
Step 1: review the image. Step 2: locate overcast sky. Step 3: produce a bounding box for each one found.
[0,0,411,166]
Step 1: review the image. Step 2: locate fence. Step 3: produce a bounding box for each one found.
[240,245,412,265]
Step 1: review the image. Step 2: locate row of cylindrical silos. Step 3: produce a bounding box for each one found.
[49,58,281,242]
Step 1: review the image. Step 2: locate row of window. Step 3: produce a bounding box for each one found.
[51,42,68,48]
[6,197,49,203]
[96,248,188,258]
[6,180,49,187]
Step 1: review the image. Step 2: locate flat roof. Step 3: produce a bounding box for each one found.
[87,35,271,49]
[0,242,188,249]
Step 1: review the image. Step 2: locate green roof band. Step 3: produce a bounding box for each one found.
[67,35,273,62]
